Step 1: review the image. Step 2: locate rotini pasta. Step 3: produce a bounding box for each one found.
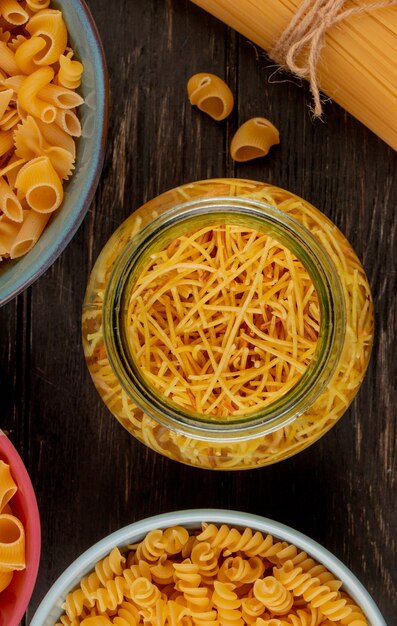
[54,525,369,626]
[0,1,84,261]
[0,460,26,596]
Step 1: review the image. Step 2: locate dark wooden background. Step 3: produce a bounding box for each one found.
[0,0,396,623]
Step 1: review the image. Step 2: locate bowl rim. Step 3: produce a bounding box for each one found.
[0,430,41,626]
[30,508,386,626]
[0,0,108,308]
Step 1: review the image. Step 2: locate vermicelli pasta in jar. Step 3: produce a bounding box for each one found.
[82,179,373,470]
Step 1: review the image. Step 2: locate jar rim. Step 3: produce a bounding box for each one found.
[103,196,346,441]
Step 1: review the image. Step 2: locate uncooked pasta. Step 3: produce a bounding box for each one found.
[126,225,319,417]
[230,118,279,162]
[0,460,26,594]
[0,2,84,261]
[54,523,369,626]
[187,73,234,121]
[82,179,373,469]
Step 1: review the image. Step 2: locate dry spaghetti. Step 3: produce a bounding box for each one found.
[126,225,319,417]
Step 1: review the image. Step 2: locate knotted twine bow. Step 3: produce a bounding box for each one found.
[269,0,397,116]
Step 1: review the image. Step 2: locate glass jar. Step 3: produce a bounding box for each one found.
[82,179,373,470]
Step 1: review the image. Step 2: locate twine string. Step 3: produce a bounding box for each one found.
[269,0,397,116]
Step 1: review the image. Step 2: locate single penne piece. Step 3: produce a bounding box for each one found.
[0,461,17,512]
[57,53,83,89]
[0,129,13,156]
[38,83,84,109]
[230,117,280,162]
[0,176,23,221]
[26,9,67,65]
[25,0,50,10]
[187,72,234,121]
[0,514,26,570]
[18,66,57,123]
[0,88,13,119]
[15,155,63,212]
[55,108,81,137]
[0,0,29,26]
[15,35,46,75]
[0,41,19,76]
[0,569,13,592]
[10,209,50,258]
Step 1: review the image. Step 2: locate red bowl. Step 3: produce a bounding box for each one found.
[0,430,41,626]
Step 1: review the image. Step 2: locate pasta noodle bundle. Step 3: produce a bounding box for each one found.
[55,524,369,626]
[0,1,84,261]
[0,459,26,594]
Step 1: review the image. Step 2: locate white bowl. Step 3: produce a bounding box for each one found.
[30,509,386,626]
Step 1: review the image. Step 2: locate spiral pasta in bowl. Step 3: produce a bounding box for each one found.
[30,509,385,626]
[0,0,107,306]
[0,429,41,626]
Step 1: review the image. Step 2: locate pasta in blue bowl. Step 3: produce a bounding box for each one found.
[0,0,107,306]
[30,510,386,626]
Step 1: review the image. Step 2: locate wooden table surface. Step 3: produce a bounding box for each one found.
[1,1,396,623]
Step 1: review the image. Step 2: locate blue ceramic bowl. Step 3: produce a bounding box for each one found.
[30,509,386,626]
[0,0,107,307]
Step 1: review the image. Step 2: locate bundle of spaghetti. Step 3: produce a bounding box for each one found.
[126,224,320,417]
[55,523,370,626]
[190,0,397,150]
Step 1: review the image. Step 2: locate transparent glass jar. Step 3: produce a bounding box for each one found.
[82,179,373,470]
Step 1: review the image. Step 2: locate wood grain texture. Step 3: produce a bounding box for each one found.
[0,0,395,623]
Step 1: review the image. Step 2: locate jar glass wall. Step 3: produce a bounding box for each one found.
[82,179,373,470]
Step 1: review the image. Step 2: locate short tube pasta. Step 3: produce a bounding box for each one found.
[55,108,82,137]
[230,118,280,162]
[18,66,57,123]
[187,72,234,121]
[0,460,26,596]
[38,82,84,108]
[25,0,50,10]
[15,155,63,213]
[0,176,23,222]
[10,210,50,258]
[0,0,29,25]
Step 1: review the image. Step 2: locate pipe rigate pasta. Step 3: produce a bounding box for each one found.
[230,118,280,162]
[54,524,370,626]
[187,72,234,121]
[26,9,68,66]
[15,155,63,212]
